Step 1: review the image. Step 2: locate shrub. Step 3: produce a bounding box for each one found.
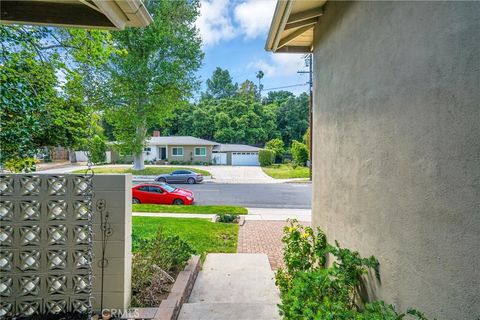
[291,140,308,166]
[265,138,285,163]
[276,220,429,320]
[87,135,107,164]
[131,229,195,307]
[216,213,239,223]
[258,149,275,167]
[4,157,38,173]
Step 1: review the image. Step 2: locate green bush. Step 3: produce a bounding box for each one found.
[276,220,430,320]
[217,213,239,223]
[291,140,308,166]
[87,135,107,164]
[258,149,275,167]
[131,229,195,307]
[265,138,285,163]
[4,157,37,173]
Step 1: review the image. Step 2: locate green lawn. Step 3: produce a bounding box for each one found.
[262,164,310,179]
[133,204,248,215]
[72,166,211,176]
[132,217,238,254]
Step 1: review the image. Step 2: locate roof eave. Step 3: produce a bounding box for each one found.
[265,0,293,52]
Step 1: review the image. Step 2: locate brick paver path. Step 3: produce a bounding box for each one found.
[237,220,310,270]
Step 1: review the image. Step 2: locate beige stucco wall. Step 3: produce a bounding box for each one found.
[167,145,213,163]
[311,1,480,319]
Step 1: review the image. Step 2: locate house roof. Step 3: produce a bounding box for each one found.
[213,144,262,152]
[148,136,218,146]
[0,0,152,30]
[265,0,327,53]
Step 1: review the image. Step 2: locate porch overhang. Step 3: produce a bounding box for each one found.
[265,0,327,53]
[0,0,152,30]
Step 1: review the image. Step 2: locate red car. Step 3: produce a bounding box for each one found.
[132,182,194,205]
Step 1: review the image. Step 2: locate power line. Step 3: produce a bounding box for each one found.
[262,83,309,91]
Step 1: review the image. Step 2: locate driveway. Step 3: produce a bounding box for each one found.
[187,165,277,184]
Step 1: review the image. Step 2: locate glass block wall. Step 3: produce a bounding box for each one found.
[0,174,94,318]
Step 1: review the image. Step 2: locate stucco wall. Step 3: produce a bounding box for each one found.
[311,1,480,319]
[167,145,213,163]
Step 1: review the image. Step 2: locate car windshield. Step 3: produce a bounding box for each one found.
[161,184,176,193]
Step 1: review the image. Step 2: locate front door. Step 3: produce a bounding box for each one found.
[159,147,167,160]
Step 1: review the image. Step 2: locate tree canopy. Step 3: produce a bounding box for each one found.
[0,25,113,168]
[104,0,203,169]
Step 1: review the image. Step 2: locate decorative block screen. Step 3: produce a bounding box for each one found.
[0,174,94,318]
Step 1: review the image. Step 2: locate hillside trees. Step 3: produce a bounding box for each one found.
[159,68,309,150]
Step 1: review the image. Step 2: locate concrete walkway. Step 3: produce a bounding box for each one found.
[178,253,280,320]
[132,207,311,221]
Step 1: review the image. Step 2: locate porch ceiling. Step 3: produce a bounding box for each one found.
[265,0,327,53]
[0,0,152,30]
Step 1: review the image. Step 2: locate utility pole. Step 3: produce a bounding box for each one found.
[297,54,313,181]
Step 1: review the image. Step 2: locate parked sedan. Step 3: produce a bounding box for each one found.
[132,182,194,205]
[155,170,204,184]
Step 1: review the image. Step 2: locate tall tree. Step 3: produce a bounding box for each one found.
[277,93,309,145]
[105,0,203,170]
[256,70,264,99]
[204,67,238,99]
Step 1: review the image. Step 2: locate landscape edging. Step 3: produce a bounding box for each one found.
[154,255,201,320]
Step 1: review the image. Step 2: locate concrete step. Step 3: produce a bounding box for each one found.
[178,302,281,320]
[188,270,280,304]
[201,253,272,273]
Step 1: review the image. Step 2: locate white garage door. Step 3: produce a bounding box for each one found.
[213,153,227,165]
[232,152,260,166]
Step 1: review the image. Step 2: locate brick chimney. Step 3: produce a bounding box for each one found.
[152,130,160,137]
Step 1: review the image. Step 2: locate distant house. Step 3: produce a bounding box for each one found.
[144,134,261,166]
[212,144,261,166]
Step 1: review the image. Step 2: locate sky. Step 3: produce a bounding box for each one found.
[195,0,310,97]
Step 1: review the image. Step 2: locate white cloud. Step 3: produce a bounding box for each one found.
[234,0,276,39]
[196,0,236,47]
[250,53,306,78]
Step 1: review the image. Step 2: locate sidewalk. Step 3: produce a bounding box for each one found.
[132,207,311,221]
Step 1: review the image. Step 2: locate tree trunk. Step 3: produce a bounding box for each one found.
[132,126,146,171]
[133,152,145,171]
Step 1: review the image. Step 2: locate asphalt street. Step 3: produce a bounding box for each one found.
[155,183,312,209]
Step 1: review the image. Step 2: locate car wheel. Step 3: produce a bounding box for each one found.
[158,177,167,183]
[132,198,140,204]
[173,199,184,205]
[187,177,195,184]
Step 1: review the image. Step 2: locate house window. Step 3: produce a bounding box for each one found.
[172,147,183,156]
[144,147,151,152]
[195,147,207,156]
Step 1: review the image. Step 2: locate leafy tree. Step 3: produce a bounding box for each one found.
[263,90,294,105]
[88,135,107,164]
[291,140,308,166]
[204,67,238,99]
[277,93,309,146]
[238,80,258,99]
[265,138,285,163]
[0,25,113,168]
[105,0,203,170]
